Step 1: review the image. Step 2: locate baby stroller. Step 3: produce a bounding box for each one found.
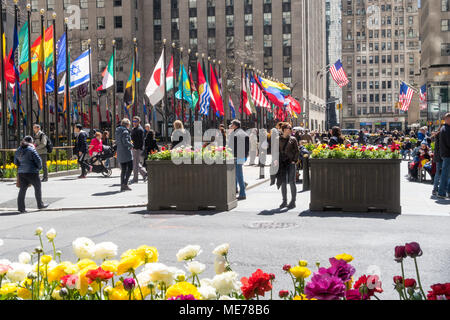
[86,145,116,178]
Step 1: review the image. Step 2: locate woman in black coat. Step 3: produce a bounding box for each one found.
[144,124,159,159]
[329,126,345,147]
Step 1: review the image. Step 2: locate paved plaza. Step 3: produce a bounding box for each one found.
[0,160,449,300]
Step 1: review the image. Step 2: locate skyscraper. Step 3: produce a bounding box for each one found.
[341,0,421,132]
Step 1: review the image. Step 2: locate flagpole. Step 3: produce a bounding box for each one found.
[40,9,48,135]
[187,48,193,137]
[201,53,206,130]
[87,39,94,134]
[180,47,184,127]
[212,59,217,129]
[111,39,116,140]
[194,52,199,123]
[26,4,33,136]
[64,18,71,148]
[0,0,7,154]
[52,13,58,148]
[162,39,169,144]
[207,56,212,128]
[14,1,20,143]
[171,42,176,121]
[133,38,138,119]
[240,63,243,123]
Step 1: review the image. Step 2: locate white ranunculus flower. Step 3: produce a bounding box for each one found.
[211,271,241,296]
[6,263,32,282]
[35,227,43,235]
[72,237,96,260]
[93,242,118,261]
[46,228,57,241]
[214,255,227,275]
[143,263,178,286]
[186,261,206,275]
[18,252,32,264]
[212,243,230,257]
[176,245,202,262]
[136,270,152,288]
[171,267,186,282]
[198,284,217,300]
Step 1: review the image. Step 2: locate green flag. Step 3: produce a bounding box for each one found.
[175,62,193,108]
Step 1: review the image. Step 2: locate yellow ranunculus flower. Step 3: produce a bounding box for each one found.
[133,286,152,300]
[17,286,32,300]
[166,282,201,300]
[120,249,138,259]
[77,259,97,271]
[136,245,159,264]
[78,266,99,296]
[47,262,79,283]
[294,294,316,301]
[117,255,142,276]
[101,260,120,274]
[0,283,18,296]
[334,253,354,263]
[289,266,311,280]
[109,287,129,300]
[40,255,52,265]
[298,260,308,267]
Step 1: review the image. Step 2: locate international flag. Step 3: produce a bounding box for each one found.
[166,55,174,92]
[420,85,427,111]
[189,69,199,110]
[175,62,194,108]
[240,73,252,116]
[44,25,54,69]
[250,76,271,110]
[197,62,212,116]
[229,96,236,119]
[145,49,165,106]
[56,33,66,76]
[58,49,91,93]
[399,82,414,112]
[209,64,225,116]
[124,55,140,109]
[329,59,349,88]
[258,76,285,108]
[97,52,114,91]
[18,21,29,81]
[285,95,301,114]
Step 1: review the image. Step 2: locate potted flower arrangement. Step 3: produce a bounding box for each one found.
[146,146,237,212]
[309,144,402,214]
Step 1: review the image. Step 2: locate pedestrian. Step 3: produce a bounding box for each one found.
[248,128,258,166]
[228,120,250,201]
[144,123,159,160]
[73,124,90,179]
[329,126,344,147]
[358,130,366,145]
[300,129,313,144]
[14,136,48,213]
[432,126,443,197]
[130,116,147,184]
[116,118,134,192]
[437,114,450,199]
[33,124,49,182]
[89,132,103,165]
[171,120,189,149]
[102,131,111,168]
[219,124,227,148]
[276,123,299,210]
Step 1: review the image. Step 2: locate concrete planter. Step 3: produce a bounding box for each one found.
[146,160,237,212]
[309,159,401,214]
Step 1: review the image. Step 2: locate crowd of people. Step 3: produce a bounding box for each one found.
[12,113,450,212]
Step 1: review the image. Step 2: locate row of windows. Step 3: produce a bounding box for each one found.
[31,0,123,11]
[31,16,127,33]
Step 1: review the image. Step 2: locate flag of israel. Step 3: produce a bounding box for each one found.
[58,49,91,93]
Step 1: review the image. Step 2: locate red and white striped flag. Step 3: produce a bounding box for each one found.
[329,59,349,88]
[250,75,272,111]
[399,82,414,112]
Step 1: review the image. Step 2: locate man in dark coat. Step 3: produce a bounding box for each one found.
[130,116,147,184]
[228,120,250,200]
[73,124,90,179]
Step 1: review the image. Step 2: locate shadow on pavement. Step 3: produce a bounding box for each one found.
[298,210,400,220]
[92,191,122,197]
[129,209,224,217]
[258,208,290,216]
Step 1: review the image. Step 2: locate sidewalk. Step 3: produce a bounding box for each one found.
[0,158,271,212]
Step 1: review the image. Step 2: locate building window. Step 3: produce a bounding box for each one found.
[47,0,56,11]
[80,18,89,30]
[97,17,105,30]
[114,0,122,7]
[114,16,123,29]
[97,0,105,8]
[80,0,88,9]
[98,38,105,51]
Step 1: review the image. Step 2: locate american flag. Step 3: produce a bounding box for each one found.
[420,85,427,111]
[250,76,272,110]
[329,59,349,88]
[399,82,414,112]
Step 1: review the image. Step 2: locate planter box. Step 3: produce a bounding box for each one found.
[309,159,401,214]
[146,160,237,212]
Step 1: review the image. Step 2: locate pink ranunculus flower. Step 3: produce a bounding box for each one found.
[61,274,79,290]
[0,264,12,276]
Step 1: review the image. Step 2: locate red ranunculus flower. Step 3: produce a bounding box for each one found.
[427,283,450,300]
[393,276,403,285]
[282,264,292,272]
[161,147,166,151]
[279,290,289,299]
[241,269,273,300]
[85,267,114,284]
[404,279,417,289]
[354,275,383,298]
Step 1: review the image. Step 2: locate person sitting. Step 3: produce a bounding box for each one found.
[88,132,103,165]
[328,126,344,147]
[409,142,432,181]
[401,138,412,160]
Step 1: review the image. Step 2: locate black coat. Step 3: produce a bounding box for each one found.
[144,130,159,154]
[74,131,88,154]
[228,129,250,160]
[131,125,145,150]
[440,124,450,159]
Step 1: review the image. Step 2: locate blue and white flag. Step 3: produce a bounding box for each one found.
[56,33,67,76]
[58,49,91,93]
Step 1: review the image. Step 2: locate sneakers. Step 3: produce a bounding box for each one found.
[41,177,48,182]
[279,201,288,209]
[432,190,438,197]
[38,204,49,210]
[436,194,447,200]
[121,185,132,192]
[287,202,296,210]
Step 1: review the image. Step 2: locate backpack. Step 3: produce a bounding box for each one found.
[40,133,53,154]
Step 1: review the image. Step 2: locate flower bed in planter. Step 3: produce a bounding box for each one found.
[309,144,402,214]
[146,147,237,212]
[0,228,447,300]
[1,160,79,179]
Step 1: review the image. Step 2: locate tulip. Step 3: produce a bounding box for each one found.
[405,242,422,258]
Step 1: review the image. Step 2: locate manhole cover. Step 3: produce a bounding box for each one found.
[244,221,299,230]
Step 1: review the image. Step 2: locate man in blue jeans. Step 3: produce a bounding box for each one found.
[438,113,450,199]
[228,120,250,201]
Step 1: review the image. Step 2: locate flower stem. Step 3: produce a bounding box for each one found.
[400,261,408,299]
[413,258,427,299]
[132,270,144,300]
